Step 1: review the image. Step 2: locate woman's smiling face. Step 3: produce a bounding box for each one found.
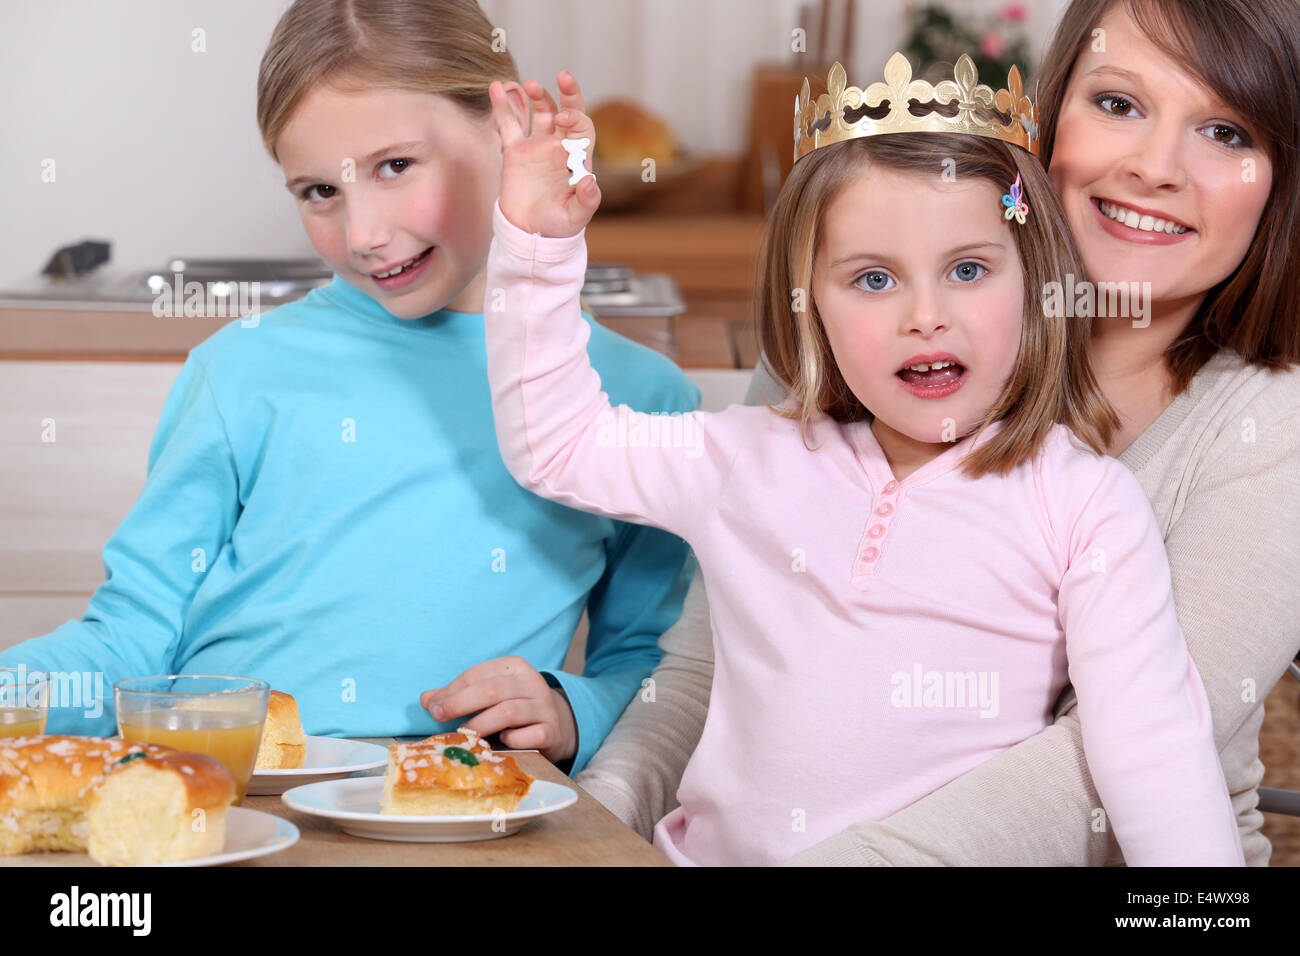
[1049,4,1272,311]
[277,84,502,318]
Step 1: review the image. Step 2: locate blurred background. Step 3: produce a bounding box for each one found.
[1,0,1296,864]
[0,0,1055,367]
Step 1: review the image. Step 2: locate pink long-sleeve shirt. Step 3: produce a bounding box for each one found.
[484,200,1244,867]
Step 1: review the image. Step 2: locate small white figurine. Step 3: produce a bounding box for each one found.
[561,137,595,187]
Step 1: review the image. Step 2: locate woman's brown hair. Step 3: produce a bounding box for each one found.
[757,132,1120,478]
[1035,0,1300,393]
[256,0,518,163]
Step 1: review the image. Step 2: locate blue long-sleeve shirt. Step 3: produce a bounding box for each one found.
[0,275,699,774]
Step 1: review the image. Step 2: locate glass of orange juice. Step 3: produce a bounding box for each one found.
[0,667,49,737]
[114,675,270,805]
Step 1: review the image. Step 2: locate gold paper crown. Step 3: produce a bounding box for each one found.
[794,53,1040,163]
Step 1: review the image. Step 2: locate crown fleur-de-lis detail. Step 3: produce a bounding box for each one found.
[862,54,936,128]
[995,65,1033,124]
[793,53,1041,164]
[996,64,1038,142]
[932,54,995,127]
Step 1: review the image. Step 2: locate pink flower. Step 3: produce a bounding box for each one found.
[980,29,1007,59]
[1001,2,1028,21]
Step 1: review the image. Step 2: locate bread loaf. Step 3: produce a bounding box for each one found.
[588,100,677,164]
[0,735,235,865]
[254,690,306,770]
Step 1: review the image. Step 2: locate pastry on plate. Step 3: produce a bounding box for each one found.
[381,727,533,816]
[254,690,306,770]
[0,735,235,865]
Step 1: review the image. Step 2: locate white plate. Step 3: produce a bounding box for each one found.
[0,806,299,867]
[281,776,578,842]
[246,736,389,795]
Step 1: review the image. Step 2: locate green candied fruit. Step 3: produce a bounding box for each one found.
[117,751,150,765]
[442,746,478,767]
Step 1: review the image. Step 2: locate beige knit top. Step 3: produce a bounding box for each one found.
[575,349,1300,865]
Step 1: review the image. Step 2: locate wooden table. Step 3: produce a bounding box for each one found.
[234,739,672,867]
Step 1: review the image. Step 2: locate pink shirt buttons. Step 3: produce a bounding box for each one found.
[868,525,885,538]
[861,546,879,561]
[883,480,900,494]
[875,502,894,516]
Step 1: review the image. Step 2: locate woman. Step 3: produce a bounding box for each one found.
[576,0,1300,864]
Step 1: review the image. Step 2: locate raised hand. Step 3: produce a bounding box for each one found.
[489,71,601,239]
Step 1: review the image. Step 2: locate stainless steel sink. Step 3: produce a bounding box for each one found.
[0,255,684,318]
[0,258,333,310]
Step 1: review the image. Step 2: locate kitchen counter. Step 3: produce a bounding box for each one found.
[0,302,235,361]
[2,212,765,366]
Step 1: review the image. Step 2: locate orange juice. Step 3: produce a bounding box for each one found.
[120,710,264,804]
[0,707,47,737]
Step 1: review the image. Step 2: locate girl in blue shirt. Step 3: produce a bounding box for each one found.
[0,0,697,775]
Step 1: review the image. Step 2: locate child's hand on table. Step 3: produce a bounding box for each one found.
[419,656,578,765]
[488,70,600,238]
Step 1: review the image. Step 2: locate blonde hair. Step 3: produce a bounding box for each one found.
[257,0,518,163]
[755,132,1120,478]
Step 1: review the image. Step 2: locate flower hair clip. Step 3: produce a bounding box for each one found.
[1002,173,1029,224]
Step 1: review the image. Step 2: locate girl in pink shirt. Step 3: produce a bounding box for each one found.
[479,65,1244,866]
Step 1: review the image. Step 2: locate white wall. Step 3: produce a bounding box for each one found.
[1,0,302,284]
[0,0,1068,287]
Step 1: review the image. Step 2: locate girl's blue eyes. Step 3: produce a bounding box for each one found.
[858,271,893,292]
[300,158,412,200]
[854,261,986,292]
[950,262,984,282]
[1092,93,1251,149]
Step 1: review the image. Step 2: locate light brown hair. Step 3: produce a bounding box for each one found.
[256,0,518,164]
[1035,0,1300,393]
[756,132,1120,478]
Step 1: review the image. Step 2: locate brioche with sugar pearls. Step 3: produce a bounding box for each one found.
[382,727,533,815]
[0,735,235,865]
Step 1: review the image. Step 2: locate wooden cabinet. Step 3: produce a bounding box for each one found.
[586,212,766,369]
